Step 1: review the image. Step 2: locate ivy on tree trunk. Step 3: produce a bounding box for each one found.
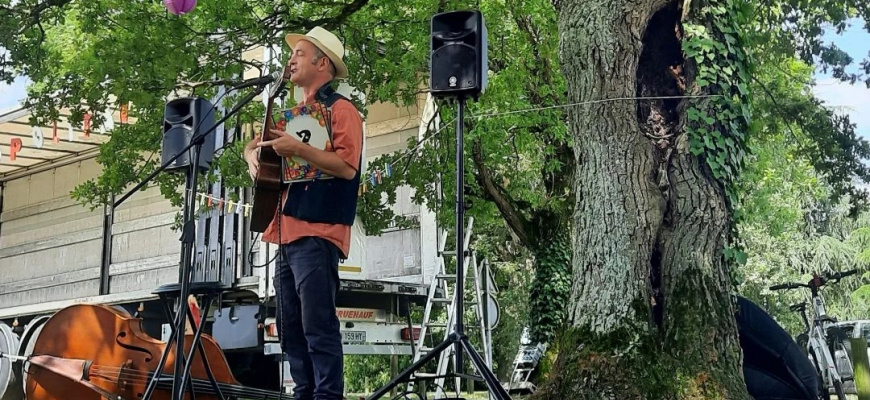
[527,219,572,345]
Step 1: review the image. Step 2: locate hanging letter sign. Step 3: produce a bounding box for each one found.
[9,138,22,161]
[83,113,91,138]
[32,126,44,149]
[120,103,128,124]
[3,109,122,164]
[99,109,115,134]
[52,121,60,144]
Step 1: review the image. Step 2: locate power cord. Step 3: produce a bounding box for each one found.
[391,392,424,400]
[248,232,280,268]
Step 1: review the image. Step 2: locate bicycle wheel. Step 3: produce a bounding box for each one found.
[809,349,830,400]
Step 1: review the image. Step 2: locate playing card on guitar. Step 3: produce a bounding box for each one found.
[272,103,334,183]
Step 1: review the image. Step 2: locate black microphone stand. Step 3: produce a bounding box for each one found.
[368,96,510,400]
[113,81,272,400]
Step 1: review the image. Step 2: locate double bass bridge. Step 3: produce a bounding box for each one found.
[116,359,134,390]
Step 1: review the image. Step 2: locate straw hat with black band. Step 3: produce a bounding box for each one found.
[285,26,349,80]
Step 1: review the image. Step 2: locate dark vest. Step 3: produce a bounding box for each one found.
[282,82,361,226]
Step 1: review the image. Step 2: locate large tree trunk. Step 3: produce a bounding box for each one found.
[534,0,751,398]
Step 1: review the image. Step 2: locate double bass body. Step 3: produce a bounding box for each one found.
[24,303,239,400]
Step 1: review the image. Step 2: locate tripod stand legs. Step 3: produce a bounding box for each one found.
[367,335,453,400]
[458,335,510,399]
[366,333,511,400]
[367,94,508,400]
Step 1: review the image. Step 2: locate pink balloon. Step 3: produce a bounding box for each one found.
[164,0,196,15]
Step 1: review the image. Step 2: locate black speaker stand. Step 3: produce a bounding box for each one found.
[113,84,270,400]
[368,97,510,400]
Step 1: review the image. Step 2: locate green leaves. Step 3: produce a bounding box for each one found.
[681,0,753,220]
[735,53,870,331]
[356,0,571,243]
[748,0,870,88]
[2,0,432,209]
[747,53,870,215]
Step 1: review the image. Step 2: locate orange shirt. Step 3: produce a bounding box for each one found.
[261,92,363,258]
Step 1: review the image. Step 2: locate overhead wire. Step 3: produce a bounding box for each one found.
[379,93,725,171]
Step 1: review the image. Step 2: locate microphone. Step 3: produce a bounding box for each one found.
[232,70,283,90]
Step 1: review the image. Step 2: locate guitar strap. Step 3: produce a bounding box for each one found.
[313,81,364,178]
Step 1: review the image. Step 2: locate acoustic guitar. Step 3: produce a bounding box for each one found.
[250,66,290,232]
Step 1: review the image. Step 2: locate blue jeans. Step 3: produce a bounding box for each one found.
[275,237,344,400]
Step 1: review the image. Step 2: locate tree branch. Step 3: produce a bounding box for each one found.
[31,0,71,17]
[751,74,806,146]
[509,4,561,108]
[281,0,371,31]
[543,140,574,196]
[511,6,552,93]
[16,0,72,33]
[174,78,240,90]
[472,139,532,245]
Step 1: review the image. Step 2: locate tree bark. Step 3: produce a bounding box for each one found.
[533,0,751,398]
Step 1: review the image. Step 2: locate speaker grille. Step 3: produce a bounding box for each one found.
[430,43,478,93]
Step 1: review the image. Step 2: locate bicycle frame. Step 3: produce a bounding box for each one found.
[794,297,842,390]
[807,287,843,388]
[772,269,857,400]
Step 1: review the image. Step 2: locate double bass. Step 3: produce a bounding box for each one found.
[10,303,284,400]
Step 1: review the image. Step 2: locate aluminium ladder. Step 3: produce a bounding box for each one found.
[409,217,492,398]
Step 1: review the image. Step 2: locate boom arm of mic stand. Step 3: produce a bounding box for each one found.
[113,84,268,209]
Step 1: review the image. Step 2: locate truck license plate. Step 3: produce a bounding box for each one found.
[342,331,366,343]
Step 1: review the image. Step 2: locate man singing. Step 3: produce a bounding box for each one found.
[244,26,363,400]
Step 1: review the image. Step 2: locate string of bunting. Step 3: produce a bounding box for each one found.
[194,93,724,206]
[359,163,392,195]
[196,164,393,217]
[189,167,393,215]
[189,167,394,215]
[187,165,396,217]
[194,192,253,217]
[355,93,724,194]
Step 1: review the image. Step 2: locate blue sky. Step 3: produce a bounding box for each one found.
[0,74,28,110]
[812,18,870,140]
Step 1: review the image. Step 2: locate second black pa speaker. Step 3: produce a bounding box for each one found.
[429,10,488,99]
[162,97,216,174]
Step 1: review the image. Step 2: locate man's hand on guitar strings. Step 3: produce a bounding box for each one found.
[257,128,354,179]
[264,127,284,141]
[258,129,306,157]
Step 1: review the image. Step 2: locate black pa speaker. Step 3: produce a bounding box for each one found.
[429,10,488,99]
[162,97,216,173]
